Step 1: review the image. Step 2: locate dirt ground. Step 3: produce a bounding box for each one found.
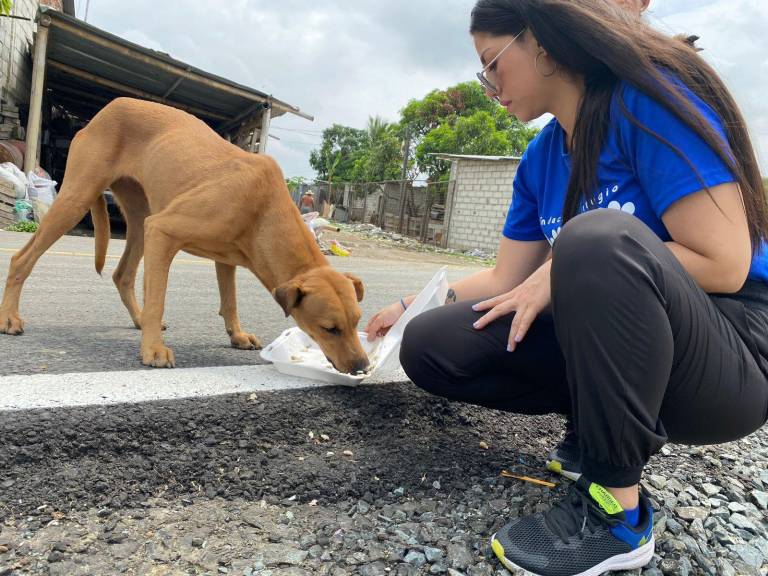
[68,224,495,267]
[325,231,468,265]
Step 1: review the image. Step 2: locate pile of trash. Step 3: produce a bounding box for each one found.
[345,223,497,261]
[301,211,351,257]
[0,162,58,226]
[301,218,496,262]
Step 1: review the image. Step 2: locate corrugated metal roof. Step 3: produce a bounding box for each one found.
[430,153,522,161]
[39,6,312,132]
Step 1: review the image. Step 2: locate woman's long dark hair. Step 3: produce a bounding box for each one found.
[470,0,768,250]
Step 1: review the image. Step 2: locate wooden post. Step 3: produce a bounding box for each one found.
[397,126,411,233]
[24,16,51,173]
[258,104,272,154]
[248,129,258,153]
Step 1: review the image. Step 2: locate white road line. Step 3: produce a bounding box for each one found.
[0,365,405,412]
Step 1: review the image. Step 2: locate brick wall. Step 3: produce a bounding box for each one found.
[445,157,520,253]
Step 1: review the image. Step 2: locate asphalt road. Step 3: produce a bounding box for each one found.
[0,230,483,376]
[1,231,766,576]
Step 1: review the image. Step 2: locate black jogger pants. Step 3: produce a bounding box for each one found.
[400,210,768,487]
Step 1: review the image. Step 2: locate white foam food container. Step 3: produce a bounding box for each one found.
[260,267,449,386]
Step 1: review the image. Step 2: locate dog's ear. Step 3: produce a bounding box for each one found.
[344,273,364,302]
[272,282,304,317]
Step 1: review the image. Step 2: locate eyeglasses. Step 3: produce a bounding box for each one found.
[476,28,526,101]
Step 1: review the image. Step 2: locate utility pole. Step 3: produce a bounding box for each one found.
[397,126,410,233]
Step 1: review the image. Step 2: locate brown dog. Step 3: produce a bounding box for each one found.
[0,98,370,374]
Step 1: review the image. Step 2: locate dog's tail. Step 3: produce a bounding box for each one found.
[91,194,110,276]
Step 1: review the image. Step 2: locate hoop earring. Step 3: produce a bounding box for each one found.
[535,51,557,78]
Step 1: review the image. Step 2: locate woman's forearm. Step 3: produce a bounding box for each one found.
[666,241,749,293]
[401,268,501,307]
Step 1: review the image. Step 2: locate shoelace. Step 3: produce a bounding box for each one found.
[543,484,616,545]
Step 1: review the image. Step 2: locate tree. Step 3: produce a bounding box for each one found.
[285,176,306,194]
[309,117,404,185]
[309,81,539,183]
[400,81,499,140]
[404,82,539,180]
[309,124,367,182]
[350,116,403,183]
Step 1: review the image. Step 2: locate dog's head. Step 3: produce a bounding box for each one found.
[272,267,369,374]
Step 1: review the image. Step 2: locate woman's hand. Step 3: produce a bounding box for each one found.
[472,260,552,351]
[364,301,406,341]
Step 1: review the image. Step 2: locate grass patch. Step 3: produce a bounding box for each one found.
[5,221,39,233]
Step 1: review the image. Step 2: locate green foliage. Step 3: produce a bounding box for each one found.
[6,220,38,233]
[307,81,539,183]
[409,87,539,180]
[349,116,403,183]
[285,176,306,194]
[309,124,367,182]
[401,82,499,140]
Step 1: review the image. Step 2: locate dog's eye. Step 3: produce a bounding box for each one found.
[323,327,341,336]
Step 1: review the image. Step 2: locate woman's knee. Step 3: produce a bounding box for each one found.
[551,209,662,297]
[400,302,484,396]
[399,307,448,393]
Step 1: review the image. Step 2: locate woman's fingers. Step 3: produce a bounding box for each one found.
[365,314,383,341]
[508,304,535,351]
[473,299,516,330]
[472,291,514,312]
[472,297,497,312]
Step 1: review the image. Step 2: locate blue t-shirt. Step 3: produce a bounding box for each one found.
[503,78,768,283]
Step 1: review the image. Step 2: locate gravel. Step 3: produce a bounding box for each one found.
[0,382,766,575]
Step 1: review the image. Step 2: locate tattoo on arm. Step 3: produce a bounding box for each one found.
[445,288,457,305]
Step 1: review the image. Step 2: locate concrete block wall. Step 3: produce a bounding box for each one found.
[445,158,519,253]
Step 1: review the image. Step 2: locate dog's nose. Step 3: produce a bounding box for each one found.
[351,357,370,374]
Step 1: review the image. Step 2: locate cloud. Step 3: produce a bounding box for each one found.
[85,0,767,176]
[647,0,768,169]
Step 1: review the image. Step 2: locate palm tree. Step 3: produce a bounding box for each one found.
[366,116,389,144]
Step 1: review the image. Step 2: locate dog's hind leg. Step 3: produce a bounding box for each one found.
[109,178,167,331]
[0,142,111,334]
[215,261,261,350]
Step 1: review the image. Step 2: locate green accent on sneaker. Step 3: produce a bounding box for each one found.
[639,535,648,547]
[588,482,623,515]
[546,460,563,474]
[491,537,505,560]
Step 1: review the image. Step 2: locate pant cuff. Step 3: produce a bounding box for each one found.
[582,454,644,487]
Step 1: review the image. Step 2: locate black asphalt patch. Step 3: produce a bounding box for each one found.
[0,382,565,524]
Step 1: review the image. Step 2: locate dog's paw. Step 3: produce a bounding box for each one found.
[230,332,262,350]
[140,343,176,368]
[0,310,24,335]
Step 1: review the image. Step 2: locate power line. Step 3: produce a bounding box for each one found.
[272,126,325,134]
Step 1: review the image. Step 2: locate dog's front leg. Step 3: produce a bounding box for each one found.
[215,261,262,350]
[140,218,179,368]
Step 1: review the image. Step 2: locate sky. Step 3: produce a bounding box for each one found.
[82,0,768,178]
